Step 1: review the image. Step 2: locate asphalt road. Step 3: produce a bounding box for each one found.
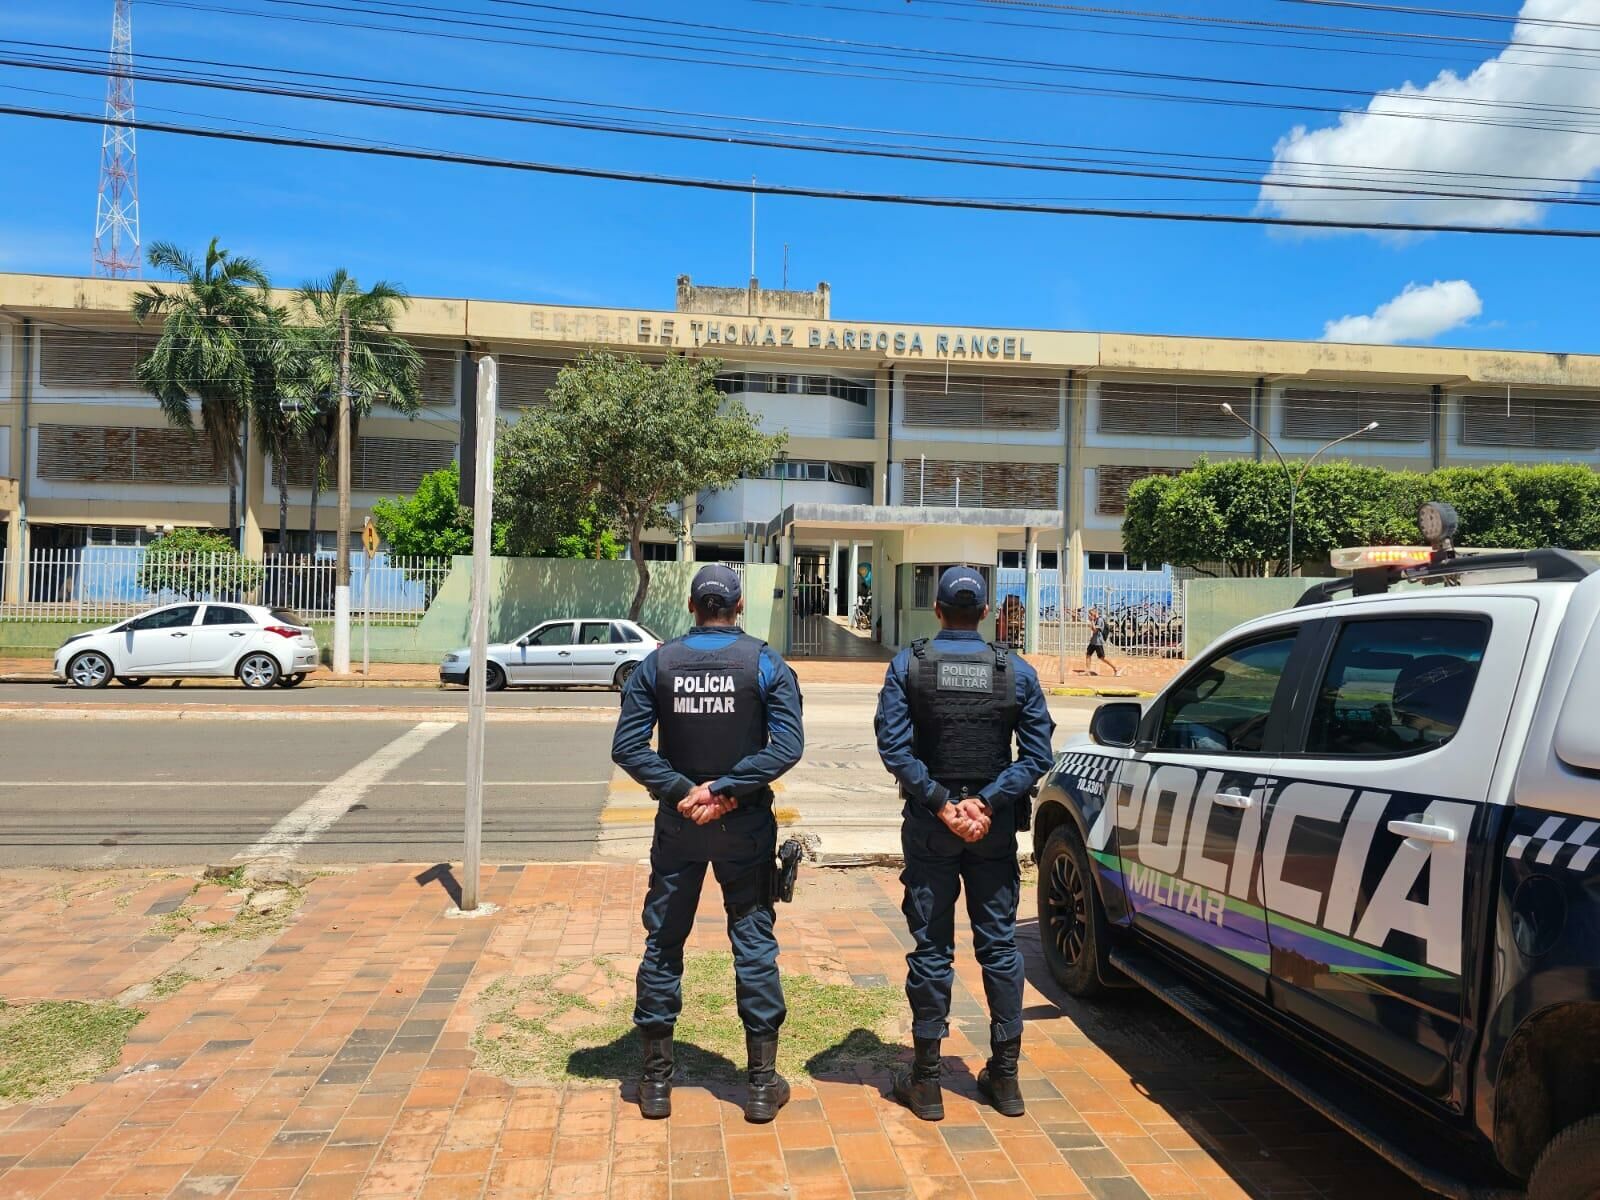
[0,717,618,868]
[0,687,1104,868]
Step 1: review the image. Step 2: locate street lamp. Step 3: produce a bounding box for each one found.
[1220,402,1379,576]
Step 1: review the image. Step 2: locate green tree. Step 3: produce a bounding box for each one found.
[281,271,424,549]
[136,528,263,599]
[131,239,275,545]
[496,352,784,618]
[1123,459,1600,575]
[370,462,621,559]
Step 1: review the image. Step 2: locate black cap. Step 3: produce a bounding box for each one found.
[936,565,987,609]
[691,563,743,609]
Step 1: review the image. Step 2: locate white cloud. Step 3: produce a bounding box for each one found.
[1322,280,1483,344]
[1259,0,1600,228]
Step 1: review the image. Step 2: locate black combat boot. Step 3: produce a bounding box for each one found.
[743,1034,791,1123]
[638,1035,674,1119]
[977,1036,1025,1117]
[892,1037,945,1121]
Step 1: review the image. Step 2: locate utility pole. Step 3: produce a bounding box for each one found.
[333,310,352,674]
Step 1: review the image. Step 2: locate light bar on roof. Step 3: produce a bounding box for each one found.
[1330,546,1434,571]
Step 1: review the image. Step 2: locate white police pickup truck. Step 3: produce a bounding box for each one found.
[1033,521,1600,1199]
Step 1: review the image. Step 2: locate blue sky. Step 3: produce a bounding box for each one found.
[0,0,1592,350]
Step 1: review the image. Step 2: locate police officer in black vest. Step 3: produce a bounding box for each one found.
[875,566,1056,1120]
[612,564,805,1123]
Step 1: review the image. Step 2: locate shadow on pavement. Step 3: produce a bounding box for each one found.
[1014,914,1418,1198]
[415,862,463,907]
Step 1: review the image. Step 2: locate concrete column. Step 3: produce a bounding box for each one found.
[680,492,697,562]
[3,509,23,606]
[848,541,861,623]
[1024,530,1040,654]
[829,538,840,616]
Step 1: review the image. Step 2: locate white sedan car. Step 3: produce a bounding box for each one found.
[54,602,321,689]
[439,618,661,691]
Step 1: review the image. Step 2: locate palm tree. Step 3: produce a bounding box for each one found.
[283,271,424,551]
[132,239,274,544]
[245,306,296,552]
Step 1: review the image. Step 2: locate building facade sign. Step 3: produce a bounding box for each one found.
[524,309,1035,361]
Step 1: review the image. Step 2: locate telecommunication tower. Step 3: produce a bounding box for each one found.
[92,0,141,277]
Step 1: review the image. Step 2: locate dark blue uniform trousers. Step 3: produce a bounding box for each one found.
[900,809,1025,1044]
[635,804,786,1039]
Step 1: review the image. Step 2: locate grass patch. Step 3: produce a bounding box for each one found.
[473,952,902,1086]
[150,883,305,942]
[148,970,198,999]
[0,999,144,1105]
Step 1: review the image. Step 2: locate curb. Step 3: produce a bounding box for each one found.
[0,703,617,723]
[0,673,540,691]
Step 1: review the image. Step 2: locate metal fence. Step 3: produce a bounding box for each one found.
[0,547,450,625]
[995,566,1186,658]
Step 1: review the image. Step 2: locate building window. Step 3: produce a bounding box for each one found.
[1460,393,1598,451]
[1281,387,1429,442]
[1087,552,1160,572]
[900,458,1058,509]
[752,460,870,488]
[1097,380,1252,438]
[285,436,455,492]
[1095,464,1184,516]
[37,424,227,485]
[903,373,1059,430]
[715,371,871,404]
[639,542,678,561]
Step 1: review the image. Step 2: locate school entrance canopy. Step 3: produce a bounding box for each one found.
[697,503,1063,655]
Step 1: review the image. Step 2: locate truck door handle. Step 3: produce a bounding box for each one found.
[1388,819,1456,844]
[1213,791,1254,810]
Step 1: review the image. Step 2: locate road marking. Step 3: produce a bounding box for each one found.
[1,780,608,788]
[232,721,453,862]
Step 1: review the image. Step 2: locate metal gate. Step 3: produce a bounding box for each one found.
[788,552,831,656]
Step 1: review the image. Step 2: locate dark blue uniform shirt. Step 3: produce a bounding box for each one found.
[875,630,1056,816]
[613,626,804,804]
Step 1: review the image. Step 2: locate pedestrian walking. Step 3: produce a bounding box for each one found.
[611,564,805,1123]
[874,566,1056,1120]
[1083,605,1123,677]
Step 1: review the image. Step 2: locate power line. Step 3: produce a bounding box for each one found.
[119,0,1600,137]
[6,101,1600,237]
[10,47,1600,208]
[20,35,1600,196]
[1276,0,1600,33]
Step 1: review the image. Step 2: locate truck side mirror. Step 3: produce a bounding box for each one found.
[1089,701,1143,749]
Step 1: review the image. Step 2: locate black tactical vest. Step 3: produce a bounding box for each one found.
[907,639,1017,789]
[654,632,767,785]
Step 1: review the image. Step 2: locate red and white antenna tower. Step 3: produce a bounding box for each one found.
[92,0,141,277]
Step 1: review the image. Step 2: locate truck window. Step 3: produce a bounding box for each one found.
[1305,617,1488,757]
[1156,634,1296,754]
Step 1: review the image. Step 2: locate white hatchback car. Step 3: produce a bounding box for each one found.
[439,618,661,691]
[54,602,321,689]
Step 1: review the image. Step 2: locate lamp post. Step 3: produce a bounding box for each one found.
[1219,403,1379,576]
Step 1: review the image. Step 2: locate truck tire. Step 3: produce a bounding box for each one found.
[1037,822,1117,998]
[1529,1114,1600,1200]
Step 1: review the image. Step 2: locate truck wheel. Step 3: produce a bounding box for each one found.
[1530,1114,1600,1200]
[1037,823,1117,998]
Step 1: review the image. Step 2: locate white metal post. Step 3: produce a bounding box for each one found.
[361,556,372,679]
[462,356,498,912]
[333,311,352,674]
[1024,531,1040,654]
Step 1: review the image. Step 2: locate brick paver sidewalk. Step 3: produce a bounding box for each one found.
[0,864,1413,1200]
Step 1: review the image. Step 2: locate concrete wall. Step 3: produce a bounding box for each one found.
[1182,578,1327,659]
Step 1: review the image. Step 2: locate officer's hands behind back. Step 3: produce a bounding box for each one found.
[680,783,738,826]
[939,798,991,843]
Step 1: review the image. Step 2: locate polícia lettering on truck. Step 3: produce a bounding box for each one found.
[1072,757,1477,978]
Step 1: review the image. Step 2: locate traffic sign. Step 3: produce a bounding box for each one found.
[362,518,379,559]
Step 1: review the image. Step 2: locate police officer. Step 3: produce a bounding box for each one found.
[875,565,1056,1120]
[612,564,805,1124]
